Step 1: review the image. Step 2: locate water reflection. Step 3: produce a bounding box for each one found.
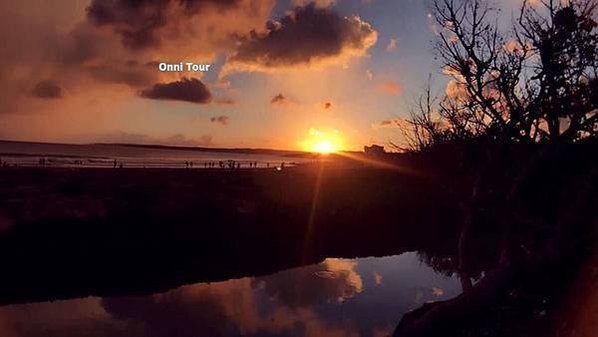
[0,252,461,337]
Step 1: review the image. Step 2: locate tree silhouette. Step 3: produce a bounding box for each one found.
[394,1,597,336]
[403,0,597,150]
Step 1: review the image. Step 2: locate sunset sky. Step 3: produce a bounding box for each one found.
[0,0,524,151]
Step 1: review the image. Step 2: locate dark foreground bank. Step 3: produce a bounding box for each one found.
[0,142,596,337]
[0,164,460,304]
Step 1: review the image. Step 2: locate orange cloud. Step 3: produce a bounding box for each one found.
[377,80,402,95]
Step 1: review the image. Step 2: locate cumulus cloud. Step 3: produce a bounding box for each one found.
[140,78,212,103]
[0,0,276,114]
[377,80,402,95]
[210,115,230,125]
[31,80,63,99]
[86,0,244,50]
[224,3,377,74]
[82,0,276,62]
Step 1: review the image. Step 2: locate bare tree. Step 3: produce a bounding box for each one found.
[393,2,597,336]
[405,0,597,151]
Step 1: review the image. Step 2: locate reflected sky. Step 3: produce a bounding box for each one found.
[0,252,461,337]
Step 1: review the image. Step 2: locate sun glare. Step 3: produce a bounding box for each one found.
[301,128,344,154]
[313,140,336,154]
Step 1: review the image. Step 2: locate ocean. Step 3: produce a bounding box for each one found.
[0,141,311,168]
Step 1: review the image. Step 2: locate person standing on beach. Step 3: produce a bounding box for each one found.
[113,159,117,168]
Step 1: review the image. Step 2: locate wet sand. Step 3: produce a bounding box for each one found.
[0,163,461,304]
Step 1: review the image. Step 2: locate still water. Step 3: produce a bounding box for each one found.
[0,252,460,337]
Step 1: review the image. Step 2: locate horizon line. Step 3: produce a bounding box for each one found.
[0,138,365,155]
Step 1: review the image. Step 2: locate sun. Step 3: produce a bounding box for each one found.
[313,140,337,154]
[301,128,344,154]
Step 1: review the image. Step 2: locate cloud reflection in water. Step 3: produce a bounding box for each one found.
[0,252,461,337]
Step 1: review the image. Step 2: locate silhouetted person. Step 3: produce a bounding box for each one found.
[113,159,117,168]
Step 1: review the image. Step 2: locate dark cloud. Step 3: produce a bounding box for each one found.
[31,80,63,99]
[226,3,377,71]
[372,118,410,130]
[86,0,242,49]
[0,0,275,116]
[140,78,212,103]
[210,115,229,125]
[271,93,286,104]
